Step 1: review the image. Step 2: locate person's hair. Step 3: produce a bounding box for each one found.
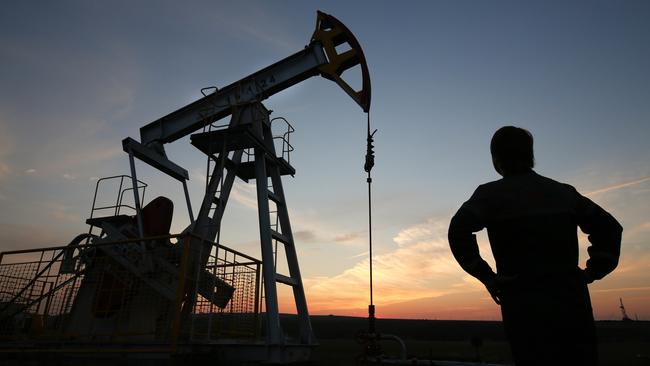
[490,126,534,175]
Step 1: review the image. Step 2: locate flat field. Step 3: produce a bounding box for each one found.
[285,315,650,366]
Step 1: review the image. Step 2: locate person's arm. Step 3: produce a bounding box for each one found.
[448,187,499,296]
[448,206,495,285]
[575,191,623,283]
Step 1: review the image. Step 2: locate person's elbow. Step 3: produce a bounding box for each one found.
[448,213,462,241]
[448,209,481,235]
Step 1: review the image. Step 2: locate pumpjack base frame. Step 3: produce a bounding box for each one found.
[0,341,316,365]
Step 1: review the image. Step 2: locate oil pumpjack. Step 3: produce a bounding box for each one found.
[0,11,369,364]
[620,298,633,322]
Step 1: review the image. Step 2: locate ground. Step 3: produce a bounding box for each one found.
[300,315,650,366]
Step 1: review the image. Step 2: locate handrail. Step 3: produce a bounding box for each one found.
[0,232,262,345]
[89,175,147,220]
[0,233,261,265]
[270,117,295,164]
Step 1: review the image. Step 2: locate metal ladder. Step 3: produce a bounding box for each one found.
[254,142,313,344]
[179,108,246,323]
[186,102,314,345]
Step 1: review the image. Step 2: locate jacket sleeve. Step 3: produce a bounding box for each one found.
[448,188,496,285]
[575,190,623,281]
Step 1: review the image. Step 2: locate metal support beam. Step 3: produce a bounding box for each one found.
[123,137,189,181]
[262,120,314,345]
[254,147,283,345]
[127,150,145,239]
[182,180,194,224]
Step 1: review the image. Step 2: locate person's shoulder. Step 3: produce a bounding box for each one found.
[533,171,568,186]
[476,177,503,191]
[533,172,581,195]
[469,178,504,199]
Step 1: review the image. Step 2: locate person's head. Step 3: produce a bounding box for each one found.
[490,126,534,176]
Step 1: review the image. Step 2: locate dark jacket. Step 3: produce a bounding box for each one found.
[448,171,622,287]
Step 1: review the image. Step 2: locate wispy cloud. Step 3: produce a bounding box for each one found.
[211,5,298,52]
[294,230,317,243]
[0,222,68,252]
[3,119,123,183]
[39,140,122,179]
[349,250,369,259]
[230,183,258,210]
[0,35,136,183]
[585,176,650,197]
[45,202,81,223]
[188,171,260,210]
[304,216,468,312]
[267,207,368,247]
[334,230,365,243]
[0,162,10,181]
[644,221,650,230]
[393,217,449,248]
[592,286,650,294]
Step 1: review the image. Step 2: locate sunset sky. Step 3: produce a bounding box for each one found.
[1,1,649,321]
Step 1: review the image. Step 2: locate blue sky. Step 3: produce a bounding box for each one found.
[1,0,649,319]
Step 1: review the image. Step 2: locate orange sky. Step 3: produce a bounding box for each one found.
[283,176,650,321]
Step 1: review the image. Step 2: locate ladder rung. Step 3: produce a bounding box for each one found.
[270,229,291,245]
[275,273,297,286]
[267,190,283,205]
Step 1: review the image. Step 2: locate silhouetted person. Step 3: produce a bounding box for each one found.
[448,126,622,365]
